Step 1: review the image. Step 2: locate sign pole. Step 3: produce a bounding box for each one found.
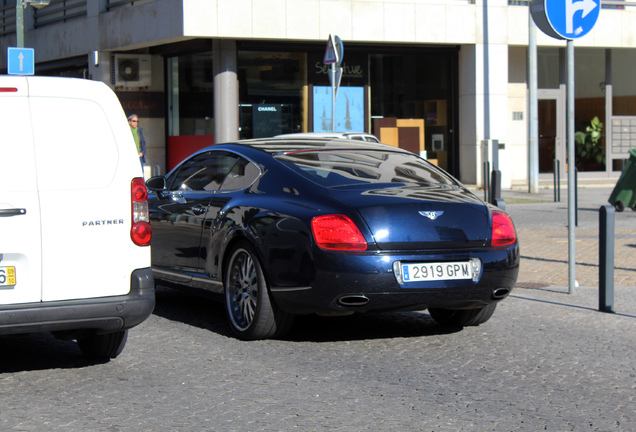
[567,39,576,294]
[528,8,539,194]
[16,0,24,48]
[531,0,600,293]
[331,63,336,132]
[323,34,343,133]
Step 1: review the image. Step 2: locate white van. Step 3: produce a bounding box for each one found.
[0,76,154,359]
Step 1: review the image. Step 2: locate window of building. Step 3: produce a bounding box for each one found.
[538,47,561,89]
[166,53,214,137]
[369,52,457,174]
[574,48,606,171]
[612,48,636,116]
[165,52,215,171]
[537,47,608,172]
[610,48,636,170]
[238,51,306,139]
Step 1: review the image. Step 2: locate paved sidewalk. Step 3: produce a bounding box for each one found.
[515,226,636,288]
[499,183,636,290]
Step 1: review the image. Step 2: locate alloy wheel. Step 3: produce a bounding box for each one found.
[226,248,258,331]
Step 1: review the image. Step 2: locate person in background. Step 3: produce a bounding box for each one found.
[128,114,146,165]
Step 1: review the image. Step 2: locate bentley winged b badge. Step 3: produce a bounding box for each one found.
[419,210,444,220]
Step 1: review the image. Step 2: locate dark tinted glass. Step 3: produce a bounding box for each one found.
[167,151,239,191]
[219,157,261,191]
[276,150,458,187]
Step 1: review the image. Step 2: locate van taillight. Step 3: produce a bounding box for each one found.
[131,178,151,246]
[0,88,18,93]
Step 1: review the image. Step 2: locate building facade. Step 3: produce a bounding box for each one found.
[2,0,636,187]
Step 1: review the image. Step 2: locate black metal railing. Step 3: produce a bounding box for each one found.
[33,0,86,29]
[105,0,154,11]
[1,0,155,36]
[1,0,86,35]
[1,1,16,37]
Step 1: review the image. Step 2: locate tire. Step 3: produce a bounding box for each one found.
[224,242,293,340]
[428,303,497,327]
[614,201,625,212]
[77,329,128,359]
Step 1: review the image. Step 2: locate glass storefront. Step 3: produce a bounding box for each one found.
[238,51,306,138]
[166,53,215,170]
[165,44,459,176]
[538,47,608,173]
[611,49,636,171]
[537,47,636,173]
[166,53,214,137]
[612,49,636,116]
[369,52,456,173]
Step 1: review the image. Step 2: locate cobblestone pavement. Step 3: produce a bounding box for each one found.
[0,184,634,432]
[1,285,635,432]
[516,226,636,288]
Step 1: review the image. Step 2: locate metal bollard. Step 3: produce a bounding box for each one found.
[483,161,490,203]
[553,159,561,202]
[490,169,502,206]
[575,168,578,227]
[599,205,615,313]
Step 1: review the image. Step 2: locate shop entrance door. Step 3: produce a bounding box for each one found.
[538,89,565,177]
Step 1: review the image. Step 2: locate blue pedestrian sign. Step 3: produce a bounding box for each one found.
[531,0,600,40]
[7,47,35,75]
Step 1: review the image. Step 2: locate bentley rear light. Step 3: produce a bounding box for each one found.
[131,177,151,246]
[311,214,367,251]
[491,211,516,247]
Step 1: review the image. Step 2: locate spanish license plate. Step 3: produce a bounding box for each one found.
[0,266,16,287]
[401,261,474,282]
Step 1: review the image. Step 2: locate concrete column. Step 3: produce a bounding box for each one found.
[459,44,479,185]
[458,0,509,187]
[213,39,239,143]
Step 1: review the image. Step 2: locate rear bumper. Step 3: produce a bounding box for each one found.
[0,268,155,336]
[270,246,519,315]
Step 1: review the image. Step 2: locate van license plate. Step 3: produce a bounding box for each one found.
[402,261,472,282]
[0,266,16,287]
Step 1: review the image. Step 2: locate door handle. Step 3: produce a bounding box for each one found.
[170,193,186,204]
[0,208,26,217]
[191,206,207,215]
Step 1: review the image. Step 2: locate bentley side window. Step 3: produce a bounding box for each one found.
[219,157,261,191]
[167,151,239,192]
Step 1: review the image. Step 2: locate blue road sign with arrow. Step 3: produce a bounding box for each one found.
[7,47,35,75]
[531,0,599,40]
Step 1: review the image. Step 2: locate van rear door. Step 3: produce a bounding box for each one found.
[0,78,43,305]
[27,77,144,302]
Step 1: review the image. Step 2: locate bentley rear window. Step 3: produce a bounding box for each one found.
[275,150,458,187]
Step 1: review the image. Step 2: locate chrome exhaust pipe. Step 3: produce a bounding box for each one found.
[337,295,370,307]
[491,288,510,300]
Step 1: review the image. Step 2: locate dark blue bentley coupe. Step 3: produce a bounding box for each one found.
[146,138,519,340]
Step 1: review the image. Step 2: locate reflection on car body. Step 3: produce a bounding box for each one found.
[147,138,519,340]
